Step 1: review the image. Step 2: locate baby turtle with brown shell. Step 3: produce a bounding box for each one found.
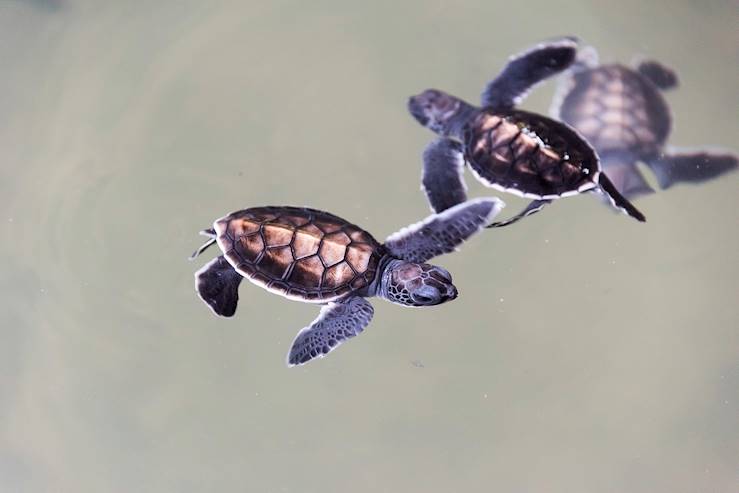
[550,46,737,199]
[407,37,646,227]
[190,198,504,366]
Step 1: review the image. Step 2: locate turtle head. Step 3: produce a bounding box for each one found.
[408,89,475,137]
[380,259,458,307]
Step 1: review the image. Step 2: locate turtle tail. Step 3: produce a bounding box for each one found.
[597,173,646,222]
[189,228,217,260]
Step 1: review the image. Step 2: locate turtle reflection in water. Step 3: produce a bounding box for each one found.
[407,37,646,227]
[190,198,504,366]
[550,46,737,199]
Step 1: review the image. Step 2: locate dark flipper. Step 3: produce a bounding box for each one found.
[384,198,504,263]
[597,173,647,222]
[287,297,374,367]
[481,37,578,110]
[601,159,655,200]
[195,256,242,317]
[421,138,468,213]
[647,150,738,189]
[636,60,678,90]
[487,199,551,228]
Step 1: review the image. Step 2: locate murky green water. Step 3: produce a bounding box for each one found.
[1,1,737,492]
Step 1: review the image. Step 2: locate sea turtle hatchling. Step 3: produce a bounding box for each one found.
[407,37,646,227]
[550,46,737,199]
[189,198,504,366]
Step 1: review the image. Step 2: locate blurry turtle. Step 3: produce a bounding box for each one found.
[407,37,645,227]
[190,198,504,366]
[550,46,737,199]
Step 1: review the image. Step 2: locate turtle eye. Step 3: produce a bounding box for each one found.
[411,285,442,305]
[429,267,452,283]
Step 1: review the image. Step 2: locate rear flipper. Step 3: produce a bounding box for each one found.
[647,150,738,190]
[195,256,242,317]
[487,199,550,228]
[421,138,468,213]
[189,228,217,260]
[601,160,655,200]
[597,173,647,222]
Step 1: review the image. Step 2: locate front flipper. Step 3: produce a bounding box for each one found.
[384,197,504,263]
[287,297,374,367]
[487,199,551,228]
[481,37,578,110]
[422,138,468,213]
[597,173,647,222]
[647,149,738,189]
[195,256,243,317]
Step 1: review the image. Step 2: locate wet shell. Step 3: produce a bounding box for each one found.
[213,206,384,303]
[464,109,600,199]
[557,64,671,159]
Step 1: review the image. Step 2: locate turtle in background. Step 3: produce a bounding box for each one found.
[407,37,646,228]
[550,46,737,199]
[190,198,504,366]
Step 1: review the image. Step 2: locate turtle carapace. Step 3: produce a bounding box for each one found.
[550,46,737,199]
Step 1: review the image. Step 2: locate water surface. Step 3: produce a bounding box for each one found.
[1,1,737,492]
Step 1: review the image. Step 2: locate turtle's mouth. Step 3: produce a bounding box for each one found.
[407,97,429,126]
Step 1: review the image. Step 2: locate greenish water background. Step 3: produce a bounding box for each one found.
[1,1,737,492]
